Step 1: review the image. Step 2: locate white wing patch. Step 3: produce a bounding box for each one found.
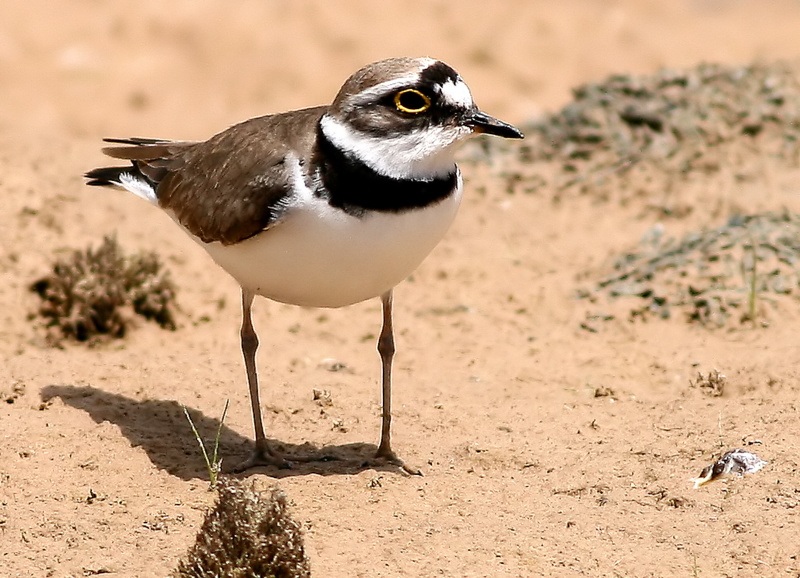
[119,172,158,204]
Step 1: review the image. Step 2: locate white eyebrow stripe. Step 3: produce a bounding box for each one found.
[350,75,422,106]
[349,58,439,106]
[439,78,474,108]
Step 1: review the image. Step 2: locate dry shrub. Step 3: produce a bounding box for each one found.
[174,479,311,578]
[30,235,176,343]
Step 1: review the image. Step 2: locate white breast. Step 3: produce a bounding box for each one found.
[195,173,463,308]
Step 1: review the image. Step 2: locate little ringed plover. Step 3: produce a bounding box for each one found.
[86,56,523,473]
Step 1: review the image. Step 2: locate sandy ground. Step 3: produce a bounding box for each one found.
[3,1,800,576]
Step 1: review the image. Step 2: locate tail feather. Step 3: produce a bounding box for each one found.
[84,137,194,204]
[84,163,159,204]
[86,136,194,205]
[85,166,130,187]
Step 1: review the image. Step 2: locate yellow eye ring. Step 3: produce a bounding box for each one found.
[394,89,431,114]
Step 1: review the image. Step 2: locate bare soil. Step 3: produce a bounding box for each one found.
[3,2,800,576]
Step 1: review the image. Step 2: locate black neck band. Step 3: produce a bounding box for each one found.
[314,125,457,216]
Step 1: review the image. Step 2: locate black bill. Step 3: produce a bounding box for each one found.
[467,110,524,139]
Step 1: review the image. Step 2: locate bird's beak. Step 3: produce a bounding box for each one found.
[466,110,524,139]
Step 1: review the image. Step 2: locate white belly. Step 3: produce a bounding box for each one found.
[196,186,462,308]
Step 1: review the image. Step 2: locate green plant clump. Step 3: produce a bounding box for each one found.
[584,211,800,327]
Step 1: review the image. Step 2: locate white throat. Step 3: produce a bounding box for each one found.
[320,114,470,180]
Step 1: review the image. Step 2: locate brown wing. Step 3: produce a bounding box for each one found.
[97,107,327,245]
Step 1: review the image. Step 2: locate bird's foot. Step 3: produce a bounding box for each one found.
[367,447,423,476]
[227,446,343,473]
[227,445,292,473]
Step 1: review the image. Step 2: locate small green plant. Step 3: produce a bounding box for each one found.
[183,400,229,488]
[743,234,759,323]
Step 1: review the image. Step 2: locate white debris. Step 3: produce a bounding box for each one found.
[691,448,767,489]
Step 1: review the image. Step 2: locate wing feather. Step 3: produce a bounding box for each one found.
[86,106,327,245]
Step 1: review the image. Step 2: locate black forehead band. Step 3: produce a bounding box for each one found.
[418,62,460,92]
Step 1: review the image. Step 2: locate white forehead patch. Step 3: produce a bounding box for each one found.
[416,57,438,69]
[439,78,474,109]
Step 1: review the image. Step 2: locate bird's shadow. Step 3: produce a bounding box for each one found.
[40,384,397,480]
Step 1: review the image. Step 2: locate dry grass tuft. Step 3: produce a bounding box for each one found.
[30,235,176,343]
[690,369,727,397]
[174,479,311,578]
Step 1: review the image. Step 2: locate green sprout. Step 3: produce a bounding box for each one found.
[183,399,229,488]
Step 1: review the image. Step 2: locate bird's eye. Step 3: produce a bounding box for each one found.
[393,89,431,114]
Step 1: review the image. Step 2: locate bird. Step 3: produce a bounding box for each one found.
[85,56,523,473]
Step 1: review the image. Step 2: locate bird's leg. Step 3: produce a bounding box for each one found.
[375,289,395,458]
[375,289,421,475]
[230,289,288,472]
